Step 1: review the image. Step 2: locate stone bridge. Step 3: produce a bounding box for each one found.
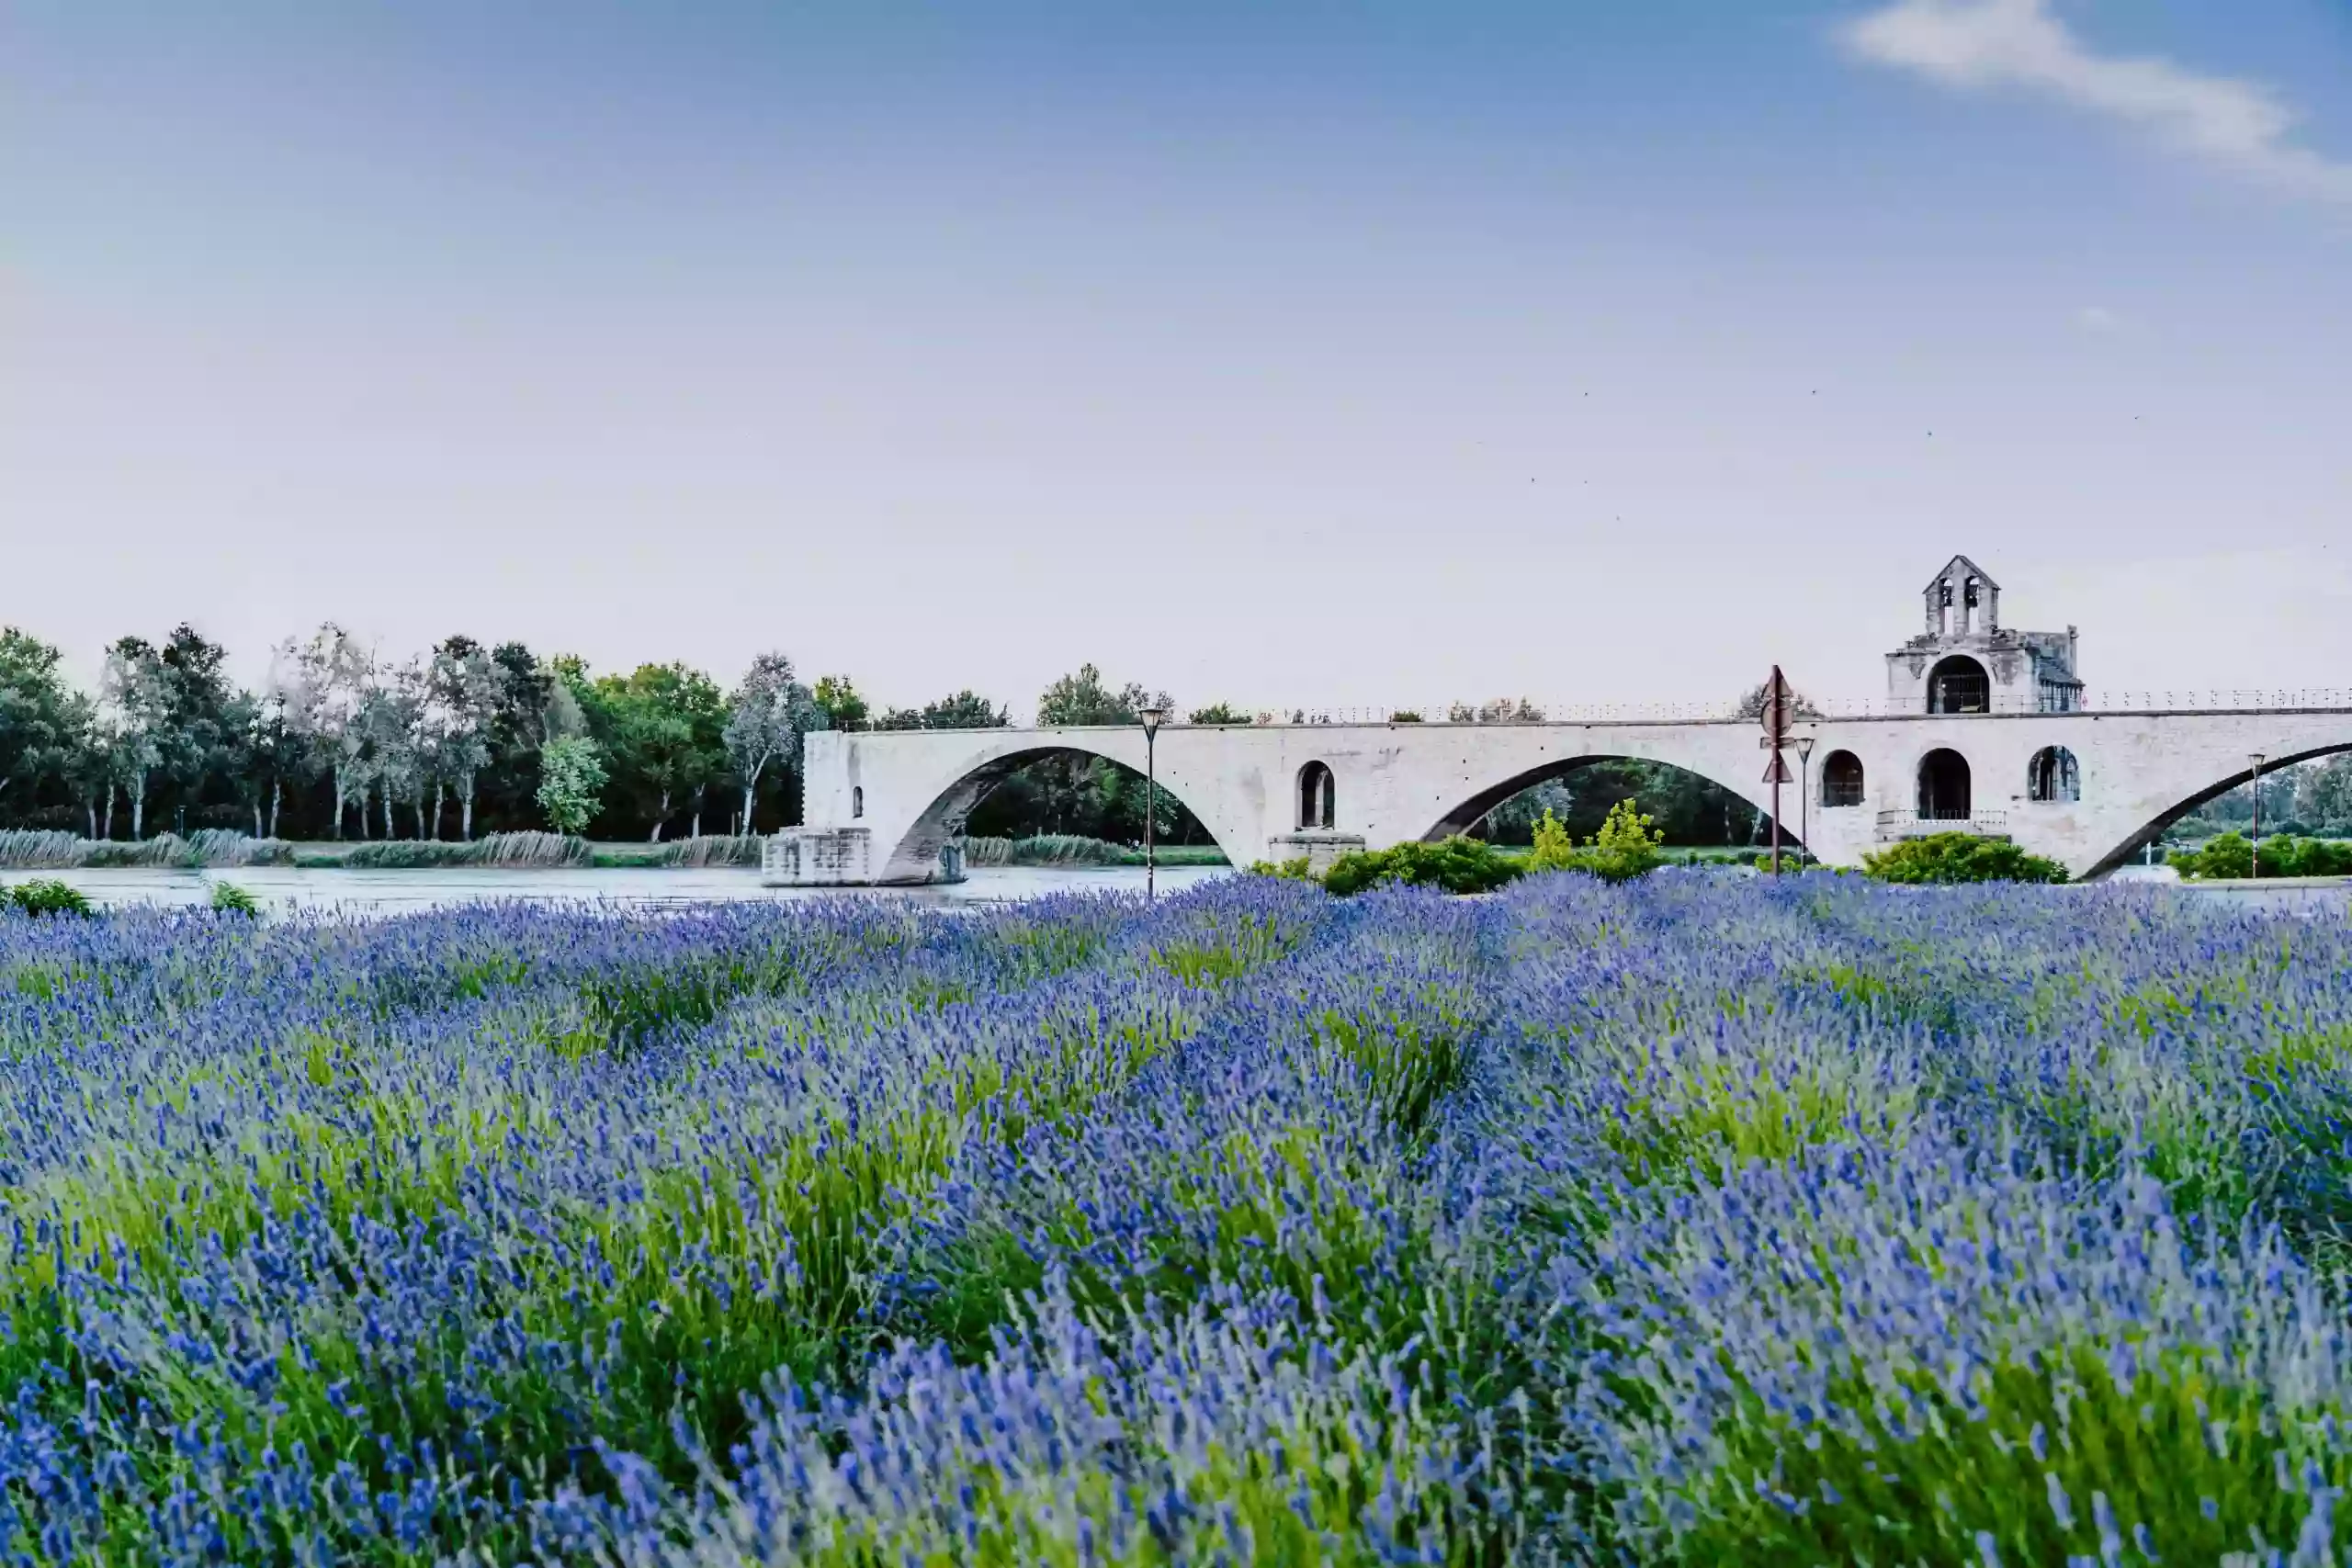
[765,704,2352,886]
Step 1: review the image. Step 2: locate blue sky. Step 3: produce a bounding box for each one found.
[6,1,2348,716]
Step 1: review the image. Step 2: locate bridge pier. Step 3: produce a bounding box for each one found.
[1266,831,1366,875]
[763,826,967,887]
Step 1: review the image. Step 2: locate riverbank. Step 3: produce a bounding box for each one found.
[960,834,1228,868]
[0,829,1234,873]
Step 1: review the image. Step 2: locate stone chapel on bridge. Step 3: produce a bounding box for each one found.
[1885,555,2083,716]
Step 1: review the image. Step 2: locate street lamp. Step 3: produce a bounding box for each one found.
[1794,736,1816,872]
[1138,705,1170,900]
[2248,752,2266,880]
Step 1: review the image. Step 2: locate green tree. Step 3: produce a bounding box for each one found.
[1187,702,1246,725]
[875,690,1011,732]
[423,637,508,840]
[0,628,78,823]
[98,637,177,840]
[811,675,870,733]
[475,641,553,835]
[2292,756,2352,834]
[536,737,607,837]
[723,652,823,834]
[1036,663,1167,728]
[598,662,727,840]
[920,691,1008,729]
[232,688,300,840]
[1735,678,1823,721]
[275,622,376,840]
[153,624,236,836]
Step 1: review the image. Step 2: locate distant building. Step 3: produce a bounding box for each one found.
[1885,555,2082,715]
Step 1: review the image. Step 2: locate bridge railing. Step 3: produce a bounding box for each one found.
[1877,809,2011,840]
[1208,691,2352,727]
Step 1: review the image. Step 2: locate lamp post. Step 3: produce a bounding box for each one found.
[2248,752,2266,880]
[1795,736,1815,873]
[1139,705,1170,900]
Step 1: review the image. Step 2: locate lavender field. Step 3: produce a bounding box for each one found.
[4,874,2352,1565]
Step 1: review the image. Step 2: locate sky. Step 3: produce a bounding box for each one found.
[5,0,2349,719]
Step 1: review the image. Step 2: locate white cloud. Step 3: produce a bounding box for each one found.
[1841,0,2352,205]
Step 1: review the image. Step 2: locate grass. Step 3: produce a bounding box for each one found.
[300,830,592,868]
[0,829,297,868]
[960,833,1229,867]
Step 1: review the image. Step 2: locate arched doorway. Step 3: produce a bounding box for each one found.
[1927,656,1991,715]
[1296,761,1335,829]
[1820,750,1865,807]
[1917,749,1972,820]
[2027,746,2079,803]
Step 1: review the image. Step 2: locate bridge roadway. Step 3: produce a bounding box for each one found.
[768,705,2352,886]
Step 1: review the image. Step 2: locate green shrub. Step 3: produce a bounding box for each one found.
[1321,836,1521,897]
[5,878,94,917]
[209,881,261,917]
[2169,832,2352,881]
[1862,832,2069,885]
[2170,832,2250,880]
[1526,799,1666,884]
[1247,856,1318,880]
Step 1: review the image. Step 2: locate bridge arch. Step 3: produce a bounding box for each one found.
[863,734,1261,885]
[2082,740,2352,880]
[1418,751,1792,850]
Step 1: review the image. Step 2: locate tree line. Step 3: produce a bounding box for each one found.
[0,628,1263,845]
[0,624,1007,843]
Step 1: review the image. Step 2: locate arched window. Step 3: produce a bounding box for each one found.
[1927,655,1991,715]
[1917,749,1972,820]
[2027,746,2079,803]
[1296,761,1335,829]
[1820,750,1865,808]
[852,785,865,819]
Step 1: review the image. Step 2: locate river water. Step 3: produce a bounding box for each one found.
[0,863,1236,916]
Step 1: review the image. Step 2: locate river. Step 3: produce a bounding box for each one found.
[0,863,1236,916]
